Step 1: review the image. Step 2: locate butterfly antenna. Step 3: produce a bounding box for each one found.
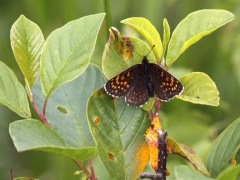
[146,45,155,56]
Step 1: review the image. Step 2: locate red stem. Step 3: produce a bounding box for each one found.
[89,159,97,180]
[10,169,13,180]
[74,160,91,178]
[31,93,50,127]
[154,98,162,118]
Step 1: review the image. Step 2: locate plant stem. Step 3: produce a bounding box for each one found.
[103,0,112,37]
[30,90,51,127]
[154,99,162,117]
[10,169,13,180]
[147,110,153,121]
[43,99,48,118]
[74,160,92,179]
[89,159,97,180]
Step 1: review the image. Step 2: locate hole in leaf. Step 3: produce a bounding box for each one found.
[108,153,114,161]
[94,117,100,124]
[57,106,68,114]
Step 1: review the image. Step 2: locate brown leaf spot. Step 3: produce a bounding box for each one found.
[108,153,114,160]
[94,117,100,124]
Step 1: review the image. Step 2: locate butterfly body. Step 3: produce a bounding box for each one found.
[104,56,183,107]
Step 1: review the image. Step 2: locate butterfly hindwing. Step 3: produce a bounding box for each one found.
[149,63,183,101]
[125,71,150,106]
[104,64,142,98]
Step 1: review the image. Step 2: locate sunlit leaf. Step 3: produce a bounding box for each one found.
[174,165,214,180]
[121,17,163,60]
[217,165,240,180]
[9,119,96,161]
[162,18,170,59]
[33,64,105,147]
[40,13,105,98]
[10,15,44,87]
[102,27,156,111]
[177,72,219,106]
[166,9,235,67]
[206,117,240,178]
[0,61,31,118]
[167,138,210,176]
[87,88,150,180]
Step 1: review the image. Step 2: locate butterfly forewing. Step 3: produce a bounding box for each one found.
[125,71,150,106]
[104,65,142,98]
[150,63,183,101]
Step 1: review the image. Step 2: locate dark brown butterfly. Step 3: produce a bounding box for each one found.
[104,55,183,106]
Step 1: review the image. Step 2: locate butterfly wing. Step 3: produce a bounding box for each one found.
[150,63,183,101]
[125,71,150,106]
[104,64,142,98]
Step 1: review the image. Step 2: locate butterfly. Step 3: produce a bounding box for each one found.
[104,55,184,107]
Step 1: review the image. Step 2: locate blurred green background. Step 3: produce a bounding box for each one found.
[0,0,240,179]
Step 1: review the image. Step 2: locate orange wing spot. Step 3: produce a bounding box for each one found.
[124,81,127,85]
[126,85,130,88]
[162,82,166,86]
[161,71,164,77]
[118,86,121,89]
[165,77,169,81]
[121,76,125,80]
[115,90,118,93]
[160,85,163,88]
[127,71,131,77]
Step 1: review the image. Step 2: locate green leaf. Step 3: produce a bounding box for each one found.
[40,13,105,98]
[162,18,170,59]
[206,117,240,178]
[121,17,163,60]
[167,138,210,176]
[0,61,31,118]
[14,178,38,180]
[87,88,150,180]
[102,27,156,111]
[33,64,105,147]
[10,15,44,87]
[174,165,214,180]
[9,119,96,161]
[166,9,235,67]
[217,165,240,180]
[177,72,219,106]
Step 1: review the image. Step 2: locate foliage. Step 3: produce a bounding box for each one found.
[0,7,238,180]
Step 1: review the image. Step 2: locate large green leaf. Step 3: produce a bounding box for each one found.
[217,165,240,180]
[10,15,44,87]
[87,88,150,180]
[121,17,163,60]
[40,13,105,98]
[0,61,31,118]
[33,64,105,147]
[9,119,96,161]
[177,72,219,106]
[102,27,156,111]
[206,117,240,178]
[174,165,214,180]
[166,10,235,67]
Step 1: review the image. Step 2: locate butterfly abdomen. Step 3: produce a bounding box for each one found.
[142,56,154,97]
